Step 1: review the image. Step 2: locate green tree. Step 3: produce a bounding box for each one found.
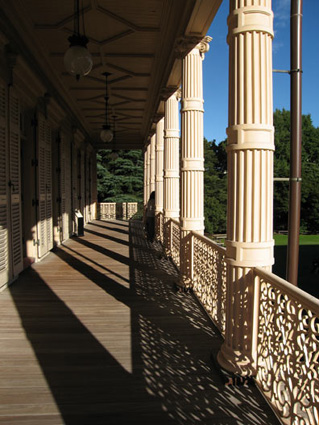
[300,114,319,232]
[273,109,291,230]
[97,149,143,202]
[204,138,227,234]
[273,109,319,233]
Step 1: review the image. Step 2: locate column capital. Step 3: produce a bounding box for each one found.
[196,35,212,58]
[160,86,179,101]
[175,35,212,59]
[152,113,164,123]
[175,36,202,58]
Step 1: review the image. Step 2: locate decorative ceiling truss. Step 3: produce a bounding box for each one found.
[0,0,222,149]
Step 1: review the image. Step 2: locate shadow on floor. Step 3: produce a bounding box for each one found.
[5,219,279,424]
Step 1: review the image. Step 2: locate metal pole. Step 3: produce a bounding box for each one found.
[286,0,303,286]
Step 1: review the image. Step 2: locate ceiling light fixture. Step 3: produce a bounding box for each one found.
[100,72,113,143]
[64,0,93,80]
[111,114,117,142]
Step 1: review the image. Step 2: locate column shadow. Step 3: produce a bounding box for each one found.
[6,219,280,424]
[84,227,130,246]
[90,220,129,233]
[128,221,280,425]
[8,267,174,425]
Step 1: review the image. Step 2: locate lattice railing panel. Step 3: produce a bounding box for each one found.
[99,202,138,220]
[155,212,164,243]
[99,202,116,220]
[192,233,227,335]
[255,267,319,425]
[170,219,180,269]
[127,202,138,219]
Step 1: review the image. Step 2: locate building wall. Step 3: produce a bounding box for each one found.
[0,52,96,291]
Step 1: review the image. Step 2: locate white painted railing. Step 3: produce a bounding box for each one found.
[169,219,181,268]
[99,202,138,220]
[192,232,227,336]
[99,202,116,220]
[254,267,319,425]
[127,202,138,219]
[155,212,164,243]
[162,218,180,268]
[158,217,319,425]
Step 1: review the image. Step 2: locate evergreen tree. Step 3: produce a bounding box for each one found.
[273,109,319,233]
[97,149,143,202]
[204,138,227,234]
[96,111,319,234]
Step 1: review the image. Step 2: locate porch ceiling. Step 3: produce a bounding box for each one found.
[0,0,221,150]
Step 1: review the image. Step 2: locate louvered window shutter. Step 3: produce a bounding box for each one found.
[77,150,82,212]
[81,151,85,215]
[75,148,80,212]
[61,135,71,241]
[37,113,53,257]
[0,81,9,287]
[71,143,77,232]
[88,157,92,222]
[37,114,47,258]
[45,124,53,251]
[84,153,89,223]
[9,88,23,276]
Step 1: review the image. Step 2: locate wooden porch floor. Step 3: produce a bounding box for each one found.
[0,220,279,425]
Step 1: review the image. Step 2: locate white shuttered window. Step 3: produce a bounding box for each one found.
[37,113,53,258]
[0,81,9,287]
[61,134,71,241]
[9,88,23,276]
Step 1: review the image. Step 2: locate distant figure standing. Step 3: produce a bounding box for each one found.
[146,191,155,242]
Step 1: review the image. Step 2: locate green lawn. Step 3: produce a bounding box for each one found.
[274,234,319,246]
[209,234,319,298]
[273,234,319,298]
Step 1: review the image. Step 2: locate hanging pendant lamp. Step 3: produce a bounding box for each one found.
[64,0,93,80]
[100,72,113,143]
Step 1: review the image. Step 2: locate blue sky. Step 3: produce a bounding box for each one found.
[203,0,319,143]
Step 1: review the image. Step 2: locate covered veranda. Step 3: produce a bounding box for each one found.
[0,219,278,424]
[0,1,318,424]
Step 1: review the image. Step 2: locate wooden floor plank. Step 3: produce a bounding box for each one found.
[0,219,279,425]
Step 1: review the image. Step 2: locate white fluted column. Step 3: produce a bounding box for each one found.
[217,1,274,376]
[179,36,211,288]
[163,91,180,222]
[150,134,156,194]
[145,143,151,203]
[155,119,164,240]
[143,147,148,207]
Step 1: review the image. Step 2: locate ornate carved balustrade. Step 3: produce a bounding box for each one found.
[160,218,319,424]
[254,267,319,425]
[192,232,227,336]
[126,202,138,220]
[99,202,116,220]
[155,212,164,243]
[163,218,180,268]
[99,202,138,220]
[170,219,181,268]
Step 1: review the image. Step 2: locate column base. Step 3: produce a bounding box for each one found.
[177,274,193,292]
[217,342,256,377]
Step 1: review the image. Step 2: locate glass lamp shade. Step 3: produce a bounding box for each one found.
[100,127,113,143]
[64,45,93,78]
[110,152,119,160]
